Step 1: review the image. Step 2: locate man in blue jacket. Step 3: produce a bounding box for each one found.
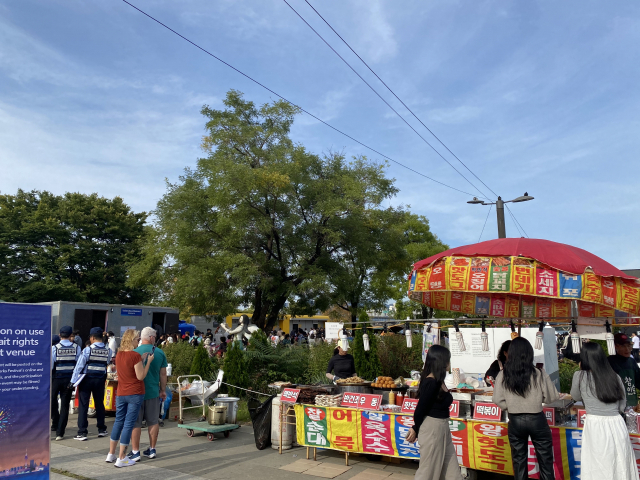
[51,326,80,440]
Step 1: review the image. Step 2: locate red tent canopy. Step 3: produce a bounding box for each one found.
[412,238,634,280]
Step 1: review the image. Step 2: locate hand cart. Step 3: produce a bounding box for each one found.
[177,422,240,441]
[177,374,208,423]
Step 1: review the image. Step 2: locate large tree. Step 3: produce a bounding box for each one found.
[129,90,397,331]
[0,190,149,304]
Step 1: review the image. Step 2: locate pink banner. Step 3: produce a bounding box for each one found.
[360,411,395,456]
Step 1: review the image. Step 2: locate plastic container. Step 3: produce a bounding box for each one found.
[214,397,240,424]
[208,405,227,425]
[388,390,396,406]
[271,396,295,450]
[395,392,404,406]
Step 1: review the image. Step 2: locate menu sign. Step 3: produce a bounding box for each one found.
[401,398,419,414]
[473,402,502,421]
[281,388,301,404]
[543,407,555,426]
[450,400,460,418]
[577,409,587,428]
[340,393,383,411]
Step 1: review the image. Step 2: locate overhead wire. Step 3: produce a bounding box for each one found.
[121,0,482,199]
[505,204,529,238]
[505,205,525,238]
[282,0,490,200]
[296,0,533,234]
[478,204,493,243]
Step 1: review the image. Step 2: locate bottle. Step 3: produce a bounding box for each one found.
[395,392,404,406]
[388,390,395,406]
[167,363,173,376]
[477,374,484,388]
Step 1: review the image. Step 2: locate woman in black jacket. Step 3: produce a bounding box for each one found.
[485,340,511,385]
[405,345,461,480]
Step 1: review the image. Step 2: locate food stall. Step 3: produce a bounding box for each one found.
[288,238,640,478]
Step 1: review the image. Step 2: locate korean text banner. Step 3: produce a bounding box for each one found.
[0,303,51,479]
[295,406,640,480]
[408,256,640,316]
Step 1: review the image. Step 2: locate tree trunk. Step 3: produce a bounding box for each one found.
[265,294,289,332]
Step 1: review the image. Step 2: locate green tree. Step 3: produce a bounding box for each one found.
[129,90,397,330]
[0,189,149,303]
[190,344,215,381]
[351,312,382,380]
[222,340,249,396]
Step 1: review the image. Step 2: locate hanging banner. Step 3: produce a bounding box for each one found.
[471,422,513,475]
[449,419,474,468]
[360,411,395,456]
[0,303,51,479]
[408,256,640,315]
[326,408,359,451]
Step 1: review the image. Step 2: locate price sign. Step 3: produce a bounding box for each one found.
[340,392,383,411]
[281,388,301,404]
[577,409,587,428]
[473,401,502,421]
[449,400,460,418]
[543,407,555,426]
[401,398,419,414]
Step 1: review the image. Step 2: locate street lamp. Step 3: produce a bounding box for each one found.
[467,193,534,239]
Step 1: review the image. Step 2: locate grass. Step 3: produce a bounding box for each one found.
[237,399,251,424]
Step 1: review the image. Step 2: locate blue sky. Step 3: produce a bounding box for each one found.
[1,0,639,269]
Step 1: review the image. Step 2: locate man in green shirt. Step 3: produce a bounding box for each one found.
[129,327,168,461]
[608,333,640,407]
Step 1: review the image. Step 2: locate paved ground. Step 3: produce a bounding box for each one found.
[51,412,506,479]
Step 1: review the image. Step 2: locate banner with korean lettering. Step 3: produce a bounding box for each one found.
[359,411,396,456]
[326,408,360,452]
[471,422,514,475]
[408,255,640,315]
[295,405,330,448]
[449,419,474,468]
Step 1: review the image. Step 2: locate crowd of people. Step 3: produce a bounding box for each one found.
[268,327,325,345]
[51,325,168,468]
[409,333,640,480]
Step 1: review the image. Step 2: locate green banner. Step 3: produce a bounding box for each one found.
[489,258,511,292]
[302,405,329,447]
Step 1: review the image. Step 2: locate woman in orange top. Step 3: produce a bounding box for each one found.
[105,329,154,468]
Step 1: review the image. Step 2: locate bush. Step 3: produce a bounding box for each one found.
[377,334,423,379]
[190,345,216,381]
[559,359,579,393]
[223,341,249,397]
[162,342,196,378]
[305,341,336,384]
[352,313,382,380]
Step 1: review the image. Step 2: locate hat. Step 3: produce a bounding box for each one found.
[59,326,73,336]
[614,333,632,345]
[52,335,61,345]
[90,327,104,337]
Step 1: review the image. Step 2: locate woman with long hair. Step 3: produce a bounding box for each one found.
[571,342,638,480]
[492,337,558,480]
[406,345,462,480]
[485,339,511,385]
[105,329,154,468]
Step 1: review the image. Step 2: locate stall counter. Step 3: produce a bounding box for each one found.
[294,404,640,479]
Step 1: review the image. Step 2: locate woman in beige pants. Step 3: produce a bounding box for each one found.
[405,345,462,480]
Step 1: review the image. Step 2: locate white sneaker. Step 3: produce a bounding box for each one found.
[114,457,136,468]
[105,453,117,463]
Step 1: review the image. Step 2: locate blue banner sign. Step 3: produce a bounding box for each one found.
[121,308,142,316]
[0,303,51,478]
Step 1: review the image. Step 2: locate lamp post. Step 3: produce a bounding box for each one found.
[468,193,534,238]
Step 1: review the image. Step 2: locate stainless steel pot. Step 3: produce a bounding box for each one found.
[337,384,372,394]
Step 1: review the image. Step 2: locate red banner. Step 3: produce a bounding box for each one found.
[473,402,502,421]
[401,398,418,414]
[340,393,382,411]
[360,411,394,455]
[449,400,460,418]
[281,388,300,403]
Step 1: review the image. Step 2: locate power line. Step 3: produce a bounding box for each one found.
[121,0,482,199]
[505,204,529,238]
[505,205,525,238]
[478,204,493,243]
[299,0,533,236]
[300,0,500,200]
[282,0,490,201]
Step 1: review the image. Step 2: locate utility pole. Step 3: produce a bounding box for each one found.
[468,193,533,238]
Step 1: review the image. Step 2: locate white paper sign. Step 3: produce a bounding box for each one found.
[325,322,344,340]
[577,317,606,340]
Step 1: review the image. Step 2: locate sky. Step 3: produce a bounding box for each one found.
[1,0,639,269]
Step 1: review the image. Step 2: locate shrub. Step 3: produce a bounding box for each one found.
[352,312,382,380]
[190,345,216,381]
[377,334,423,379]
[559,359,579,393]
[162,342,196,378]
[223,341,249,397]
[305,341,336,384]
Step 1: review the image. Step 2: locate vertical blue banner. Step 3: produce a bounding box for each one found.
[565,428,582,479]
[0,303,51,478]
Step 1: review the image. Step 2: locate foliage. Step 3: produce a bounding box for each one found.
[559,359,579,393]
[305,341,337,384]
[0,189,149,303]
[129,90,404,330]
[162,342,196,378]
[245,330,309,391]
[351,312,382,380]
[190,345,216,381]
[377,334,424,379]
[223,341,249,397]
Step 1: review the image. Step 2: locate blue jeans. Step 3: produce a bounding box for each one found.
[110,394,144,446]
